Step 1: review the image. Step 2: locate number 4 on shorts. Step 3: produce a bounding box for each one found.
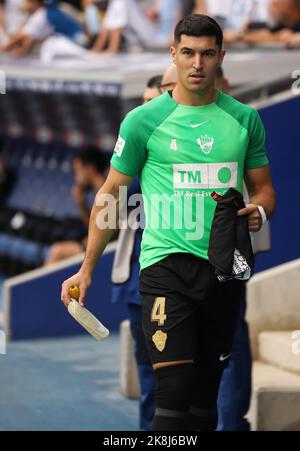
[151,297,167,326]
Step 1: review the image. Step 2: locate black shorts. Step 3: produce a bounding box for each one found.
[139,253,243,366]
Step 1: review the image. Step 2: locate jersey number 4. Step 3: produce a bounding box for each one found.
[151,297,167,326]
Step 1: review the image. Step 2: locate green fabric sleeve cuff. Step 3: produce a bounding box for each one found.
[110,159,138,177]
[245,157,269,170]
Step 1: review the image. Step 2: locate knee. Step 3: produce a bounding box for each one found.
[152,363,196,431]
[49,243,63,258]
[155,363,195,410]
[45,243,63,264]
[189,405,218,431]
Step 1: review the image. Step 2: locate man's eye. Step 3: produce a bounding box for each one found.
[183,51,192,55]
[204,52,215,57]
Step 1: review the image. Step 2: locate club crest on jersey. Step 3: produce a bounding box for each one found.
[197,135,214,154]
[152,330,167,352]
[114,135,126,157]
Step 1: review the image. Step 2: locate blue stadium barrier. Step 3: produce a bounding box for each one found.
[255,94,300,272]
[3,242,127,340]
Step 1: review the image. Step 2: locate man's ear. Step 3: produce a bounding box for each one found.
[170,46,176,65]
[219,49,226,65]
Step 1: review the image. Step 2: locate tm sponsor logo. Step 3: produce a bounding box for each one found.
[173,162,238,189]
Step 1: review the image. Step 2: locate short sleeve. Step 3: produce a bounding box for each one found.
[245,109,269,170]
[22,9,53,39]
[110,108,148,176]
[103,0,128,29]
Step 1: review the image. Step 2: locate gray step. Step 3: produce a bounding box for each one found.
[259,331,300,374]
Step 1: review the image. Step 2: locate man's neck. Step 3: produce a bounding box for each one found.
[172,85,218,106]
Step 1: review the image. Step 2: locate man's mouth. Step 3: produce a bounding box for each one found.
[189,74,205,80]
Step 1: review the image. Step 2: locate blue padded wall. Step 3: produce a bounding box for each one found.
[255,95,300,272]
[7,248,127,340]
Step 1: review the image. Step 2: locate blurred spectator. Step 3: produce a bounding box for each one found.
[244,0,271,28]
[180,0,195,16]
[224,0,253,31]
[92,0,156,54]
[83,0,107,46]
[0,0,86,57]
[143,74,163,103]
[147,0,207,44]
[188,0,207,14]
[158,0,180,45]
[44,148,107,266]
[60,0,82,11]
[44,0,83,11]
[268,0,300,30]
[205,0,233,30]
[59,1,85,23]
[147,0,180,45]
[243,0,300,45]
[160,63,177,92]
[146,0,159,21]
[0,0,28,42]
[46,2,86,44]
[175,0,207,17]
[204,1,271,44]
[167,1,269,44]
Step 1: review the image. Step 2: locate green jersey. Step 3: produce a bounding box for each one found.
[111,90,268,271]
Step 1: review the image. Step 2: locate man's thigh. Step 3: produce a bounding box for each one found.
[139,259,198,365]
[140,291,197,364]
[189,280,243,410]
[195,279,243,368]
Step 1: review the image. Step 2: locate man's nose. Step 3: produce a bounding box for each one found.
[192,54,203,71]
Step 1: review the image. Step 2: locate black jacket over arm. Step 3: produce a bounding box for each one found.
[208,188,254,277]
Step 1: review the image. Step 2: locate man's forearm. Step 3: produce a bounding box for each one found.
[107,28,122,54]
[12,36,34,57]
[80,202,116,276]
[0,6,5,31]
[243,29,274,44]
[0,32,23,52]
[93,28,108,52]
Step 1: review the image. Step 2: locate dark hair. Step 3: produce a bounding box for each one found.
[74,148,107,174]
[174,14,223,50]
[147,75,163,89]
